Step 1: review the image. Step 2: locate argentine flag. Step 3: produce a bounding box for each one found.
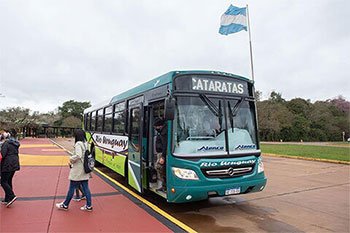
[219,5,247,35]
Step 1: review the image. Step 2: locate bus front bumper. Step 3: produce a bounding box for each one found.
[167,177,267,203]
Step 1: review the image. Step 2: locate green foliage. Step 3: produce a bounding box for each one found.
[61,116,82,128]
[257,93,350,142]
[0,107,37,130]
[269,91,285,103]
[254,90,262,101]
[257,101,293,141]
[58,100,91,120]
[286,98,311,117]
[0,100,90,134]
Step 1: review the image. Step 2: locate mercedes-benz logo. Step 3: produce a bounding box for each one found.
[227,167,235,176]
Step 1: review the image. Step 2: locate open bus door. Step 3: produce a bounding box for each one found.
[127,104,143,193]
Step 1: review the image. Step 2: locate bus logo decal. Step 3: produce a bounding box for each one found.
[235,144,256,150]
[197,145,224,152]
[154,79,160,87]
[200,159,255,168]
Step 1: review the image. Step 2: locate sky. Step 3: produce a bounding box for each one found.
[0,0,349,113]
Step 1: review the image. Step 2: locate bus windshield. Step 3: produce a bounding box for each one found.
[173,95,258,157]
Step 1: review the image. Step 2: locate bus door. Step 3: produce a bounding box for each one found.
[127,104,143,193]
[147,101,167,196]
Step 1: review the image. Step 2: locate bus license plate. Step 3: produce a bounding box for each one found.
[225,187,241,195]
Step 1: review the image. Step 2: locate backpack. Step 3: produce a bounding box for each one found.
[82,144,95,173]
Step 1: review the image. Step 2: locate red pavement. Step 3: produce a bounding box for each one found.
[0,138,181,232]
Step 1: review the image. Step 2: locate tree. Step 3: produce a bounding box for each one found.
[269,91,285,103]
[257,95,350,142]
[254,90,262,102]
[257,100,293,141]
[286,98,311,118]
[62,116,82,128]
[328,95,350,114]
[309,101,333,141]
[58,100,91,120]
[0,107,37,131]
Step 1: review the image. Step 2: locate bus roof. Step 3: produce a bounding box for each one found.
[84,70,250,113]
[110,71,175,104]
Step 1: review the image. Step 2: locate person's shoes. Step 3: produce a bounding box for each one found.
[1,199,7,205]
[55,202,68,211]
[6,196,17,207]
[80,196,86,200]
[80,205,93,211]
[72,197,81,202]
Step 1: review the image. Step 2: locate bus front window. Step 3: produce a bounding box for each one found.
[173,96,258,157]
[226,99,258,153]
[174,96,227,156]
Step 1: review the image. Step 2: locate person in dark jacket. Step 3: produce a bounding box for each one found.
[153,117,168,192]
[0,128,20,207]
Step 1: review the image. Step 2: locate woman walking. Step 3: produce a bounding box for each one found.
[56,129,93,211]
[1,129,20,207]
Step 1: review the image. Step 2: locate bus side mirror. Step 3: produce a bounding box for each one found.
[164,97,175,121]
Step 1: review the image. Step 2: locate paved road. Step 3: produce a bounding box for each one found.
[53,138,350,232]
[162,156,350,232]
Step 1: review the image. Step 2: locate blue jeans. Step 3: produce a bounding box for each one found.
[63,180,92,207]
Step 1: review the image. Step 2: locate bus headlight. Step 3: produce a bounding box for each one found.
[257,159,264,173]
[172,167,199,180]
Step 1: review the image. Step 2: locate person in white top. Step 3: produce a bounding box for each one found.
[56,129,93,211]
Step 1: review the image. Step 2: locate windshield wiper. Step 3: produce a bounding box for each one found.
[199,94,219,116]
[218,100,223,130]
[228,98,244,130]
[199,94,223,132]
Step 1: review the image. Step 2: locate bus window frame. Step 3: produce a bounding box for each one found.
[112,101,126,135]
[84,113,89,130]
[89,112,93,131]
[90,111,97,131]
[87,112,90,131]
[96,108,103,132]
[103,105,113,133]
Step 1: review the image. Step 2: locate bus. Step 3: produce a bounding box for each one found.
[83,70,267,203]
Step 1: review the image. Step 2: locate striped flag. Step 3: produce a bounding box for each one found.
[219,5,247,35]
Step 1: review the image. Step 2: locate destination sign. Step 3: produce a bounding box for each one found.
[174,75,250,96]
[192,77,246,94]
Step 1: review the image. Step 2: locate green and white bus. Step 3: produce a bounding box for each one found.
[83,71,267,203]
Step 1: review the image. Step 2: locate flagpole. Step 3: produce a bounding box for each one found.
[246,4,255,82]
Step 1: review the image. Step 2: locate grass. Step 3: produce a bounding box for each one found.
[260,143,350,162]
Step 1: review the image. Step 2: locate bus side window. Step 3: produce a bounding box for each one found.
[91,111,96,131]
[104,106,113,133]
[84,113,89,130]
[130,108,140,152]
[113,103,126,135]
[96,109,103,132]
